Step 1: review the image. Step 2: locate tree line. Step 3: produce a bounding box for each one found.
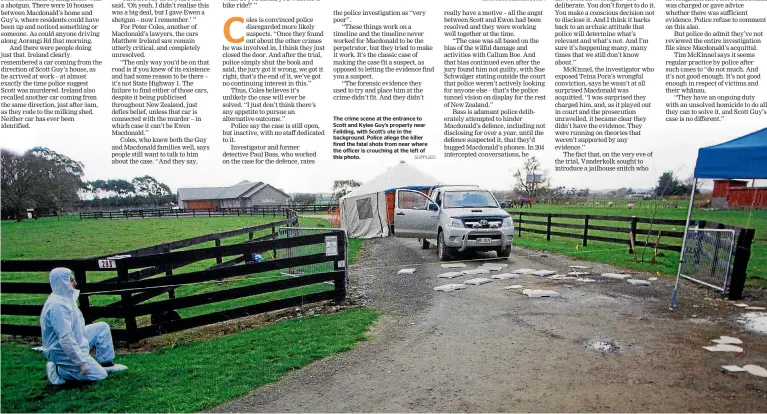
[292,181,363,205]
[1,147,173,220]
[509,156,700,200]
[80,177,174,209]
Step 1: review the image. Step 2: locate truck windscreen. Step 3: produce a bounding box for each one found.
[443,191,499,209]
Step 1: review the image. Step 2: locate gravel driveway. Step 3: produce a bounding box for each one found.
[215,237,767,412]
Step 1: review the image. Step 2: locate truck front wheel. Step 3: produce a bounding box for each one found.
[438,230,453,261]
[496,245,512,259]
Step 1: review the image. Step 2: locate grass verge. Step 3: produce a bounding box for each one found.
[514,236,681,276]
[507,205,765,279]
[1,308,377,413]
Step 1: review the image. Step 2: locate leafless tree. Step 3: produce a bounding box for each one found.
[512,156,550,198]
[332,180,361,200]
[684,175,706,193]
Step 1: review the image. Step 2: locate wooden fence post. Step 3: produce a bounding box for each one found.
[518,212,523,237]
[629,216,637,253]
[334,231,347,302]
[164,246,176,299]
[74,265,93,324]
[546,214,552,241]
[214,238,222,264]
[117,262,137,342]
[583,215,589,247]
[728,228,755,300]
[271,225,277,258]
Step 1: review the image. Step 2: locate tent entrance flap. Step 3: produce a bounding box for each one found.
[340,193,387,239]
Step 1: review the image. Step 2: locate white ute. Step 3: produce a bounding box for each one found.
[392,186,514,260]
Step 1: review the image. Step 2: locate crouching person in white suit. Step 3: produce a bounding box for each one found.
[40,267,127,385]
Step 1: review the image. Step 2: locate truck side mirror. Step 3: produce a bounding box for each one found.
[428,203,439,211]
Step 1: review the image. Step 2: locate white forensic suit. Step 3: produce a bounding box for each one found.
[39,267,126,384]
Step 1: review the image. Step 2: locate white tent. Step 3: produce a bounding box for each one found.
[340,161,441,238]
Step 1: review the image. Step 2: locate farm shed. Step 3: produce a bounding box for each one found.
[177,181,291,209]
[712,179,767,209]
[340,161,441,238]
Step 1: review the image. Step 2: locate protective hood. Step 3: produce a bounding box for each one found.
[41,267,89,368]
[49,267,77,302]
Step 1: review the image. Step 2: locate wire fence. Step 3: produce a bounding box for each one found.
[278,227,342,280]
[679,228,737,292]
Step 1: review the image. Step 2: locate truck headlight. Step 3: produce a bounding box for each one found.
[449,218,464,228]
[502,217,512,227]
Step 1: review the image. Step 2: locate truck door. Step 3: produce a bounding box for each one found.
[394,189,439,238]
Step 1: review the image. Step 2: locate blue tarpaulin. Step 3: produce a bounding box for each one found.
[694,128,767,179]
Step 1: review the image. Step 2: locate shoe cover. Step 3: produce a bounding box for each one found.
[104,363,128,373]
[46,362,65,385]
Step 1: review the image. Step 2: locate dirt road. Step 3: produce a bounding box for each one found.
[215,237,767,412]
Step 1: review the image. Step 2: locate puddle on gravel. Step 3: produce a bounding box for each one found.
[738,312,767,335]
[689,317,716,325]
[584,339,622,354]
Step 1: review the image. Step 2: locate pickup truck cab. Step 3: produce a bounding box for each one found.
[393,185,514,260]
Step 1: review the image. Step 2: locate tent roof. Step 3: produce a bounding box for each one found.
[341,161,441,200]
[694,128,767,179]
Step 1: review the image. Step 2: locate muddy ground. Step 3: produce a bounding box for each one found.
[215,237,767,412]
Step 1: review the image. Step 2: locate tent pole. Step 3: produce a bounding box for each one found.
[746,179,757,229]
[671,178,697,308]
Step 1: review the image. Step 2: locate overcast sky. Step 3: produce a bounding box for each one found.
[4,1,766,194]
